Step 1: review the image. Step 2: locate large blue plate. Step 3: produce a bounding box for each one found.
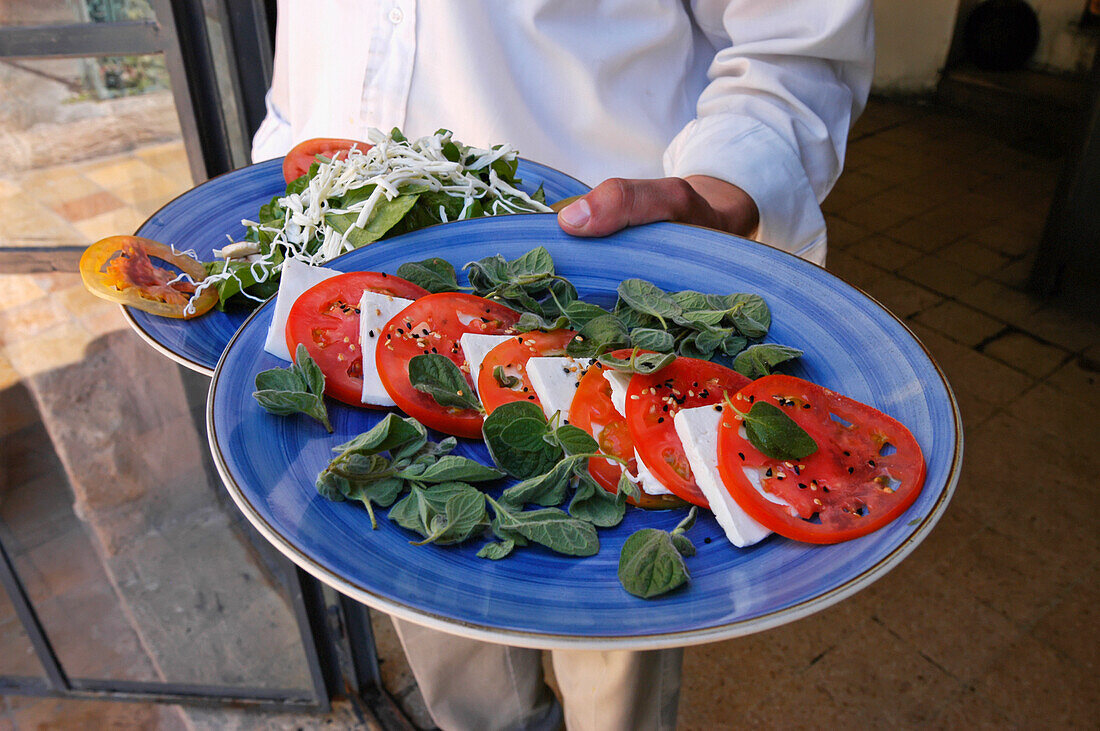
[124,158,589,374]
[207,216,961,650]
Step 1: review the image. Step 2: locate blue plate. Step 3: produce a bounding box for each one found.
[207,216,961,650]
[123,158,589,374]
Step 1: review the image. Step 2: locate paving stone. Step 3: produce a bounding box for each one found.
[930,686,1015,729]
[955,277,1044,326]
[913,300,1005,347]
[1007,382,1100,466]
[1045,345,1100,405]
[936,237,1014,277]
[906,323,1035,409]
[980,329,1069,378]
[0,274,47,312]
[1028,561,1099,672]
[975,633,1098,727]
[1016,303,1100,353]
[898,254,983,298]
[847,233,925,271]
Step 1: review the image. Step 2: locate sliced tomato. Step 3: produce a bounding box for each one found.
[477,330,576,415]
[376,293,520,438]
[569,353,687,510]
[716,374,926,544]
[625,357,751,508]
[283,138,370,183]
[285,271,428,406]
[79,235,217,319]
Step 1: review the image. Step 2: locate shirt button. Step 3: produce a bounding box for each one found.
[389,7,403,23]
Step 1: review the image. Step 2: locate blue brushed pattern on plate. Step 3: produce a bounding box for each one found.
[207,215,962,650]
[125,158,589,374]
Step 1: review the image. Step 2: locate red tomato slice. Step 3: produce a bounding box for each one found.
[285,271,428,406]
[624,357,751,508]
[716,374,926,544]
[376,293,520,438]
[477,330,576,415]
[283,138,370,183]
[569,352,687,510]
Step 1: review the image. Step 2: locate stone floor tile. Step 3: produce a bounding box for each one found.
[30,271,82,294]
[109,167,188,207]
[1016,303,1100,353]
[935,525,1077,629]
[51,189,124,223]
[24,523,106,601]
[955,278,1044,326]
[822,170,884,212]
[869,559,1022,685]
[974,633,1098,727]
[71,205,147,244]
[968,220,1042,258]
[1,321,94,376]
[847,233,925,271]
[0,297,71,347]
[16,168,104,205]
[979,329,1069,378]
[0,178,19,196]
[898,254,983,298]
[1028,561,1098,672]
[1044,345,1100,405]
[833,195,916,233]
[744,619,960,728]
[930,686,1015,729]
[0,377,38,439]
[80,155,161,190]
[0,275,47,312]
[7,696,181,730]
[823,215,871,250]
[935,237,1013,277]
[1007,382,1100,466]
[905,323,1035,409]
[0,618,45,676]
[912,300,1005,347]
[884,210,965,253]
[0,193,82,246]
[55,282,116,320]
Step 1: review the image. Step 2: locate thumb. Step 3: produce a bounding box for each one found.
[557,178,705,237]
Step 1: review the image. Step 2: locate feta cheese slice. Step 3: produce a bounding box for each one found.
[673,406,772,548]
[359,290,414,406]
[602,369,673,497]
[525,356,593,421]
[458,333,513,396]
[263,258,340,361]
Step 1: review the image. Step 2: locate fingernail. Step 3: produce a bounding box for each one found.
[558,198,590,228]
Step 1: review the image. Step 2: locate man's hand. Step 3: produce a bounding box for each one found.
[556,175,759,239]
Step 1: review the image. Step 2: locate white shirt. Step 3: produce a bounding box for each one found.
[251,0,874,264]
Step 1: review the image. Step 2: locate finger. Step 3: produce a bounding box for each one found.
[557,178,709,237]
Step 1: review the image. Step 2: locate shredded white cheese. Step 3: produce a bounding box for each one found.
[184,129,551,315]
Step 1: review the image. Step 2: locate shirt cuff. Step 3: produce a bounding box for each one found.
[250,90,294,164]
[663,113,827,261]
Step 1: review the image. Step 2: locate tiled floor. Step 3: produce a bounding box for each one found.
[1,97,1098,728]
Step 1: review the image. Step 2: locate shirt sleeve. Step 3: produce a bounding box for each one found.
[663,0,874,263]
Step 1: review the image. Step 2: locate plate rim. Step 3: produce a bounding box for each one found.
[122,156,591,376]
[205,216,963,651]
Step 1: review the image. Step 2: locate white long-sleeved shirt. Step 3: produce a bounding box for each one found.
[251,1,874,264]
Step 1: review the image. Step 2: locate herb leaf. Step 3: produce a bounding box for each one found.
[253,345,332,432]
[617,279,682,329]
[408,354,482,411]
[618,528,691,598]
[482,401,563,478]
[735,400,818,461]
[488,498,599,557]
[395,257,461,293]
[596,348,676,375]
[733,343,804,379]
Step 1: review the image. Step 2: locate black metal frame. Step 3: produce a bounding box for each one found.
[0,2,410,724]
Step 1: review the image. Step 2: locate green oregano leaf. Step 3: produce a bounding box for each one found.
[395,257,461,293]
[253,345,332,432]
[493,365,522,389]
[617,279,682,329]
[734,400,818,461]
[618,528,691,598]
[408,353,482,411]
[733,343,804,379]
[482,401,563,479]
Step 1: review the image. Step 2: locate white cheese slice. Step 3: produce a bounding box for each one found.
[525,356,593,421]
[601,369,673,497]
[673,406,772,548]
[458,333,513,396]
[263,258,340,361]
[359,291,414,406]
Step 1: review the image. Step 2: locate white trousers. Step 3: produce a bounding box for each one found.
[392,618,684,731]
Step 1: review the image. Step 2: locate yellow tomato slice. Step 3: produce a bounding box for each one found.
[79,235,218,319]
